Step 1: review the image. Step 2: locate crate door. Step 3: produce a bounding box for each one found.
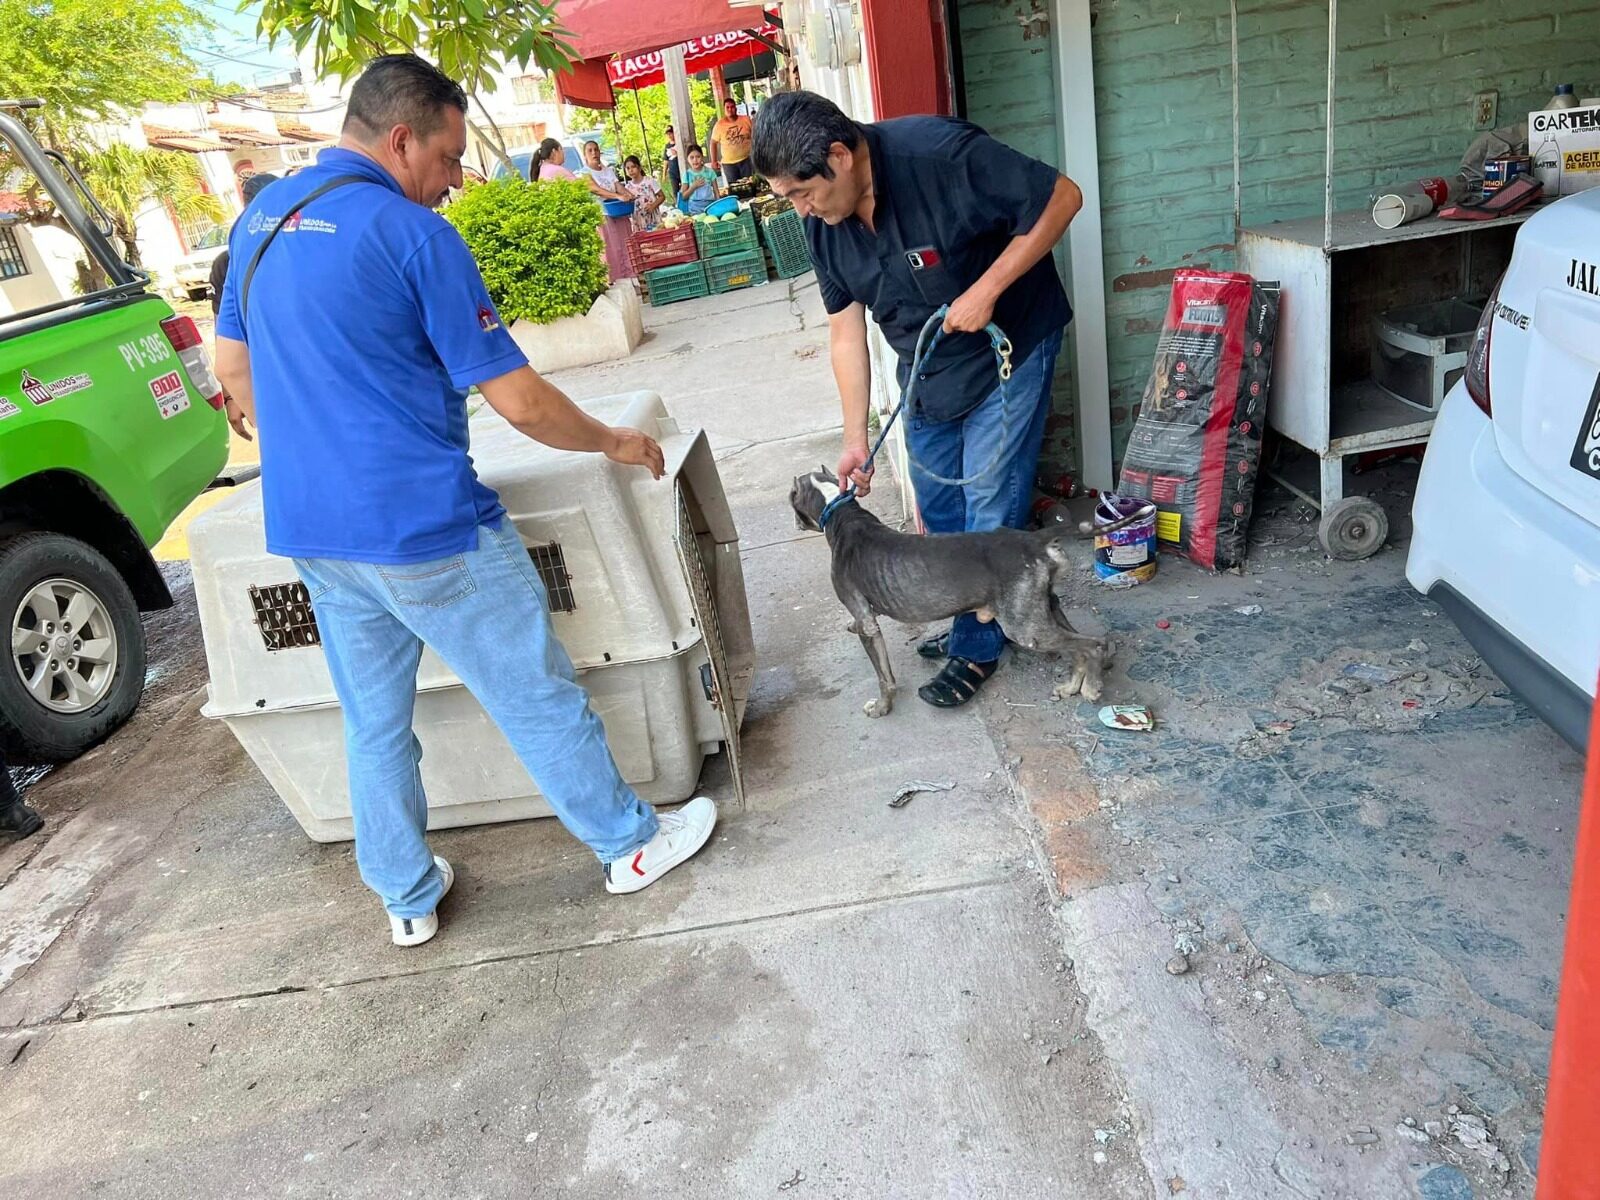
[673,482,745,805]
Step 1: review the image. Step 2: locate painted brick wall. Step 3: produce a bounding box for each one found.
[960,0,1600,470]
[957,0,1083,490]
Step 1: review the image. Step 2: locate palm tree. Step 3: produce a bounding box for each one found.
[76,144,224,268]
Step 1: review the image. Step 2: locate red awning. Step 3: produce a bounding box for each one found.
[607,24,778,90]
[555,57,617,111]
[557,0,769,59]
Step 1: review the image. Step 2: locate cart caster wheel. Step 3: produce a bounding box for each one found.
[1319,497,1389,560]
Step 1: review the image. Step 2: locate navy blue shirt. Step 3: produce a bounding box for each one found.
[216,148,526,564]
[805,118,1071,423]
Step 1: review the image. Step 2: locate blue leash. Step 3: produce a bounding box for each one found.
[818,305,1014,531]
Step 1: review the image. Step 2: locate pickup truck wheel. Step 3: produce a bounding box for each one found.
[0,533,146,764]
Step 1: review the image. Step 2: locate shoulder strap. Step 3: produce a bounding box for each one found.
[239,174,370,325]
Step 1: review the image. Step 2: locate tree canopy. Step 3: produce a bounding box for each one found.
[0,0,212,131]
[256,0,575,98]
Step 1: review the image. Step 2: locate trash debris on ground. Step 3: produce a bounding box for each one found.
[1345,1127,1380,1147]
[1234,604,1263,616]
[1344,662,1405,684]
[1451,1111,1511,1175]
[1094,1128,1114,1145]
[889,780,956,810]
[1099,704,1155,732]
[1262,720,1294,736]
[1156,618,1172,630]
[1173,932,1199,957]
[778,1169,806,1191]
[1395,1122,1431,1144]
[1267,647,1508,733]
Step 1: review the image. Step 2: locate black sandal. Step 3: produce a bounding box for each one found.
[918,656,999,708]
[916,631,950,660]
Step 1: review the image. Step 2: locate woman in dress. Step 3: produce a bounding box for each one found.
[575,140,637,282]
[622,155,665,233]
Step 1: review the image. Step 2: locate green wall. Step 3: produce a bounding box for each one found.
[958,0,1600,471]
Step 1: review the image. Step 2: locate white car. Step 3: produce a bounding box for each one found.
[1407,190,1600,749]
[171,224,229,300]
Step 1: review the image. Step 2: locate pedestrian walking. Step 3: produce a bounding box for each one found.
[753,90,1083,708]
[213,54,716,948]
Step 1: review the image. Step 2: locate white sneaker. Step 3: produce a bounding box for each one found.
[604,797,717,895]
[389,855,455,947]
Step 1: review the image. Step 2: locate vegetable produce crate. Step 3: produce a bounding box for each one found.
[644,260,709,306]
[704,249,768,295]
[628,224,699,276]
[693,209,759,259]
[749,193,792,222]
[760,209,812,279]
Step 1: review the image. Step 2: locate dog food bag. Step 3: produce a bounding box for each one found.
[1117,270,1280,571]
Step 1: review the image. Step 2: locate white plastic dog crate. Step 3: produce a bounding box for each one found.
[190,392,754,842]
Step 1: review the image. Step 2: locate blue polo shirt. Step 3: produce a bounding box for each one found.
[805,118,1072,423]
[216,148,527,564]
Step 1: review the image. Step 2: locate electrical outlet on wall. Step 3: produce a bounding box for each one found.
[1474,90,1499,131]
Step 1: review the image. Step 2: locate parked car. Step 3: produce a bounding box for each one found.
[0,101,229,762]
[1407,189,1600,750]
[171,224,229,301]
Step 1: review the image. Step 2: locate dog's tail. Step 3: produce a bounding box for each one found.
[1044,499,1158,548]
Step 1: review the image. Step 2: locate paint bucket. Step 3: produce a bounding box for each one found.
[1092,495,1158,587]
[1483,155,1531,193]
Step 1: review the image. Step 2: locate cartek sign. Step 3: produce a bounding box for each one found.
[149,369,189,420]
[1530,104,1600,197]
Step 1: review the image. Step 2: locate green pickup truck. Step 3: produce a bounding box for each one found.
[0,101,229,762]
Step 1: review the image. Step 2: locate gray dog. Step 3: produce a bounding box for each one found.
[790,467,1145,717]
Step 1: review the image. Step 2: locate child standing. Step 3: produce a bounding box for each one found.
[678,145,721,215]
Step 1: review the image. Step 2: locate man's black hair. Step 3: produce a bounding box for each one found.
[241,171,279,203]
[752,90,861,181]
[344,54,467,142]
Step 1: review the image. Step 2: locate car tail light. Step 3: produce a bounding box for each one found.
[159,315,225,411]
[1464,278,1499,418]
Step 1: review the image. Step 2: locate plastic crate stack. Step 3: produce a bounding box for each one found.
[631,225,705,307]
[759,209,812,280]
[694,211,769,295]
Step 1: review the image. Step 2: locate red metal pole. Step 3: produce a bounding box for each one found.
[1538,688,1600,1199]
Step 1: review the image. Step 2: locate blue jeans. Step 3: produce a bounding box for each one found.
[905,329,1062,664]
[294,521,659,918]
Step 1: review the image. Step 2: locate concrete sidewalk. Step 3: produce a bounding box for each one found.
[0,278,1147,1198]
[0,276,1577,1200]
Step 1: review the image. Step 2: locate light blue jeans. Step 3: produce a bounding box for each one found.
[905,329,1062,663]
[294,521,659,918]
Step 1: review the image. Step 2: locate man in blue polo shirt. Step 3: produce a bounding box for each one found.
[213,55,717,948]
[754,91,1083,709]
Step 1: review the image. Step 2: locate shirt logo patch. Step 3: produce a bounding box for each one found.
[478,305,501,332]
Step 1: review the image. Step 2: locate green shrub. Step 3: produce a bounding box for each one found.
[445,178,607,325]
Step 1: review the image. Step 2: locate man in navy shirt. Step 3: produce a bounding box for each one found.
[214,55,717,948]
[753,91,1083,709]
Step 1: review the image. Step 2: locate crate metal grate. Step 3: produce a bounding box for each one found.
[528,542,575,612]
[249,582,321,652]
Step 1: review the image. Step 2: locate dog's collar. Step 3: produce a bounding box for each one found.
[817,491,858,531]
